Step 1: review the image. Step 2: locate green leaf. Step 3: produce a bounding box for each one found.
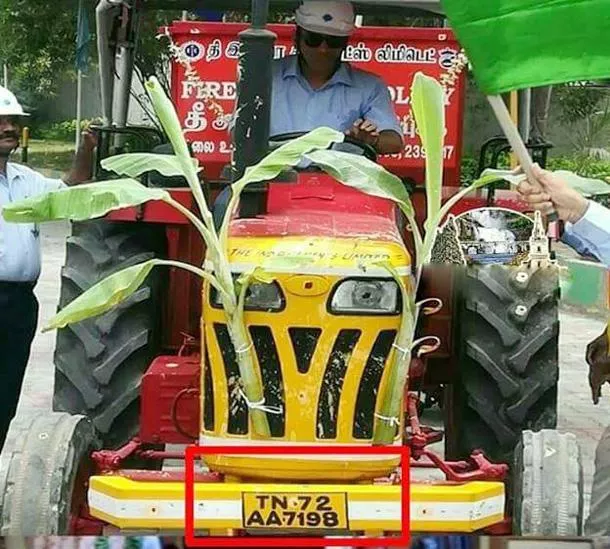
[233,127,345,193]
[145,76,191,161]
[43,258,219,331]
[411,72,445,231]
[480,168,527,187]
[43,260,158,332]
[220,127,345,246]
[305,149,414,216]
[438,174,506,223]
[102,153,199,179]
[2,179,169,223]
[237,267,275,287]
[556,170,610,197]
[305,149,423,256]
[144,76,214,233]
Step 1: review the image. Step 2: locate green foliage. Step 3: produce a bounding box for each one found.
[554,85,610,153]
[555,83,607,125]
[547,156,610,207]
[547,156,610,181]
[124,538,142,549]
[2,180,169,223]
[460,156,479,185]
[36,118,102,142]
[0,0,77,102]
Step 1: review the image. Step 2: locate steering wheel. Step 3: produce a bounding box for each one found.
[269,131,378,163]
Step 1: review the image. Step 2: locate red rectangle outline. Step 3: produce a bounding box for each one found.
[185,445,410,547]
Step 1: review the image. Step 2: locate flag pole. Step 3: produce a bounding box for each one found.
[487,95,558,222]
[75,69,83,150]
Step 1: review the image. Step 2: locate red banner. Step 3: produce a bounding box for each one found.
[167,22,465,182]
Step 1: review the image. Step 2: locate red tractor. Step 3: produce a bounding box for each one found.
[0,0,581,539]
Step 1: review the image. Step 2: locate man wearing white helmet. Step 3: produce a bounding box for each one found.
[0,85,96,450]
[271,0,404,155]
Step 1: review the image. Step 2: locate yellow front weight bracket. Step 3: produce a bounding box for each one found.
[88,476,505,533]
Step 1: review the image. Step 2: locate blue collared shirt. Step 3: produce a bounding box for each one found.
[0,163,65,282]
[562,200,610,267]
[270,55,403,137]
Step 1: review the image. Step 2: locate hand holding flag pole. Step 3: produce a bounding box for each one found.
[487,95,559,222]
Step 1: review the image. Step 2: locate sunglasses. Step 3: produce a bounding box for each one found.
[302,31,348,49]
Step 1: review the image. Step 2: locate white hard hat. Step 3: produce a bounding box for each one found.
[0,86,29,117]
[295,1,355,37]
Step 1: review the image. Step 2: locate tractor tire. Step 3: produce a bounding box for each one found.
[0,412,101,535]
[513,429,583,536]
[53,219,166,448]
[446,263,560,466]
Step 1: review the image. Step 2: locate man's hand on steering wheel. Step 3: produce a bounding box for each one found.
[346,118,380,150]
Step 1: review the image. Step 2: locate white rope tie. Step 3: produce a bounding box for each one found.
[235,342,254,355]
[374,413,400,426]
[392,342,411,358]
[238,387,283,415]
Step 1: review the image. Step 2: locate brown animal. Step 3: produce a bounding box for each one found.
[587,325,610,405]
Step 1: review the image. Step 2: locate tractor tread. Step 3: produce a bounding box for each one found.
[0,412,99,535]
[514,429,583,535]
[52,220,166,448]
[448,264,560,467]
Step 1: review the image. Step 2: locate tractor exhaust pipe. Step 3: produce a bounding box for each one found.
[96,0,121,125]
[231,0,276,183]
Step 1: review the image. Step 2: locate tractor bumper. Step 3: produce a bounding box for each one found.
[88,476,505,533]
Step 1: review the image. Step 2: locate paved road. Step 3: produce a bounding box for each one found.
[13,220,610,521]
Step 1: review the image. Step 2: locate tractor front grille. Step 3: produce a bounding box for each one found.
[288,327,322,374]
[207,323,397,441]
[353,330,397,439]
[316,329,361,439]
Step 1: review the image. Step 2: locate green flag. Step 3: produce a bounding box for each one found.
[440,0,610,95]
[76,0,90,73]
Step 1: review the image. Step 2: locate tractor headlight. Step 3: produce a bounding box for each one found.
[329,279,400,315]
[211,281,285,312]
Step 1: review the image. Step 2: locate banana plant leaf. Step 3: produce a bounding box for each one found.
[411,72,445,229]
[44,258,212,332]
[102,153,200,179]
[2,179,169,223]
[305,149,414,215]
[232,127,345,193]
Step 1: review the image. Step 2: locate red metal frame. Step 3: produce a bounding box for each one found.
[140,354,201,444]
[70,456,105,535]
[85,387,512,533]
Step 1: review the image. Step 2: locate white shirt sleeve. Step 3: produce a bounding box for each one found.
[563,200,610,267]
[32,172,67,195]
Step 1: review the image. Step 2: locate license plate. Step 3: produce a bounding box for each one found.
[242,492,348,530]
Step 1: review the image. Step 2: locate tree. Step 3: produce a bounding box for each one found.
[554,82,610,159]
[0,0,77,105]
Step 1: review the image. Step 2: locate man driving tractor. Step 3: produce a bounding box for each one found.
[272,0,404,154]
[215,0,404,227]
